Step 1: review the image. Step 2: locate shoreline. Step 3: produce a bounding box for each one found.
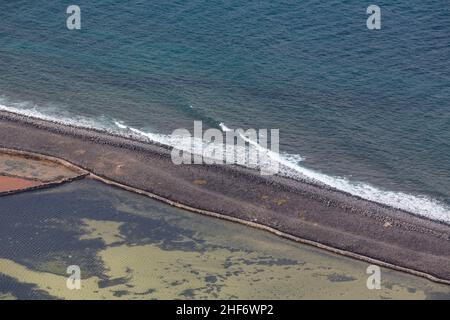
[1,110,450,285]
[0,109,446,224]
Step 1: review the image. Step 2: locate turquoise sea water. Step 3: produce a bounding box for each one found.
[0,1,449,220]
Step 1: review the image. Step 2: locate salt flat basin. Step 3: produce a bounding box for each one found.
[0,179,448,300]
[0,150,84,193]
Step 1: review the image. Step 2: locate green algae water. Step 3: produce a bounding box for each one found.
[0,179,448,299]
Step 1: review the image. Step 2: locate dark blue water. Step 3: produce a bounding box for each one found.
[0,1,449,220]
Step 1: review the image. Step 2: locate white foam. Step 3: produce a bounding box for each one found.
[0,98,111,131]
[114,121,259,169]
[277,160,450,223]
[113,121,127,130]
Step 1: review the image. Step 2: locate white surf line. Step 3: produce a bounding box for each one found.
[2,102,449,224]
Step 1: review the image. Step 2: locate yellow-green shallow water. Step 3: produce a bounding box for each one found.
[0,179,449,299]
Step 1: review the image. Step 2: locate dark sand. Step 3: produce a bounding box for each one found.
[0,110,449,284]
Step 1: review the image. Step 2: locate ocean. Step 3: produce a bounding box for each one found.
[0,1,449,221]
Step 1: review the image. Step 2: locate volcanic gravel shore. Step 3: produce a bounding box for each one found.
[0,110,449,284]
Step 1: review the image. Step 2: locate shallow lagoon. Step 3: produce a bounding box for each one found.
[0,179,449,299]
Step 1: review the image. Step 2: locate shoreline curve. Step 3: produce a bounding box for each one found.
[0,110,450,285]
